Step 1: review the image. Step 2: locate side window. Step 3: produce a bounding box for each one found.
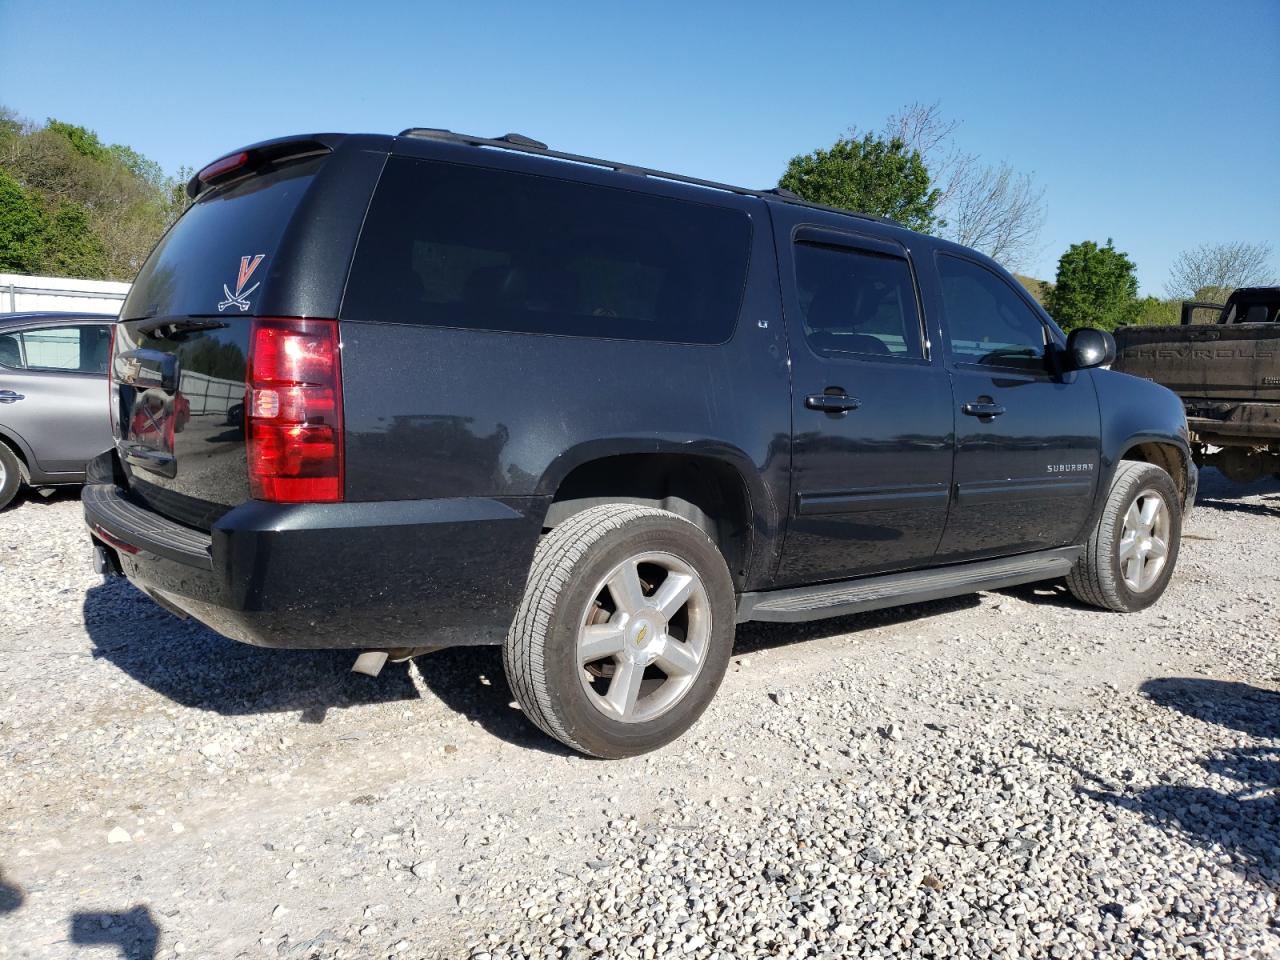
[0,332,23,369]
[8,325,111,374]
[793,242,924,360]
[343,158,753,344]
[937,255,1048,370]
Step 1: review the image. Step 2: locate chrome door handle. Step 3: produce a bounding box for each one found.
[805,393,861,414]
[0,390,24,404]
[961,401,1006,418]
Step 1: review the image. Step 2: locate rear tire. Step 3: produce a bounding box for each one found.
[0,444,22,511]
[1067,461,1182,612]
[503,504,736,758]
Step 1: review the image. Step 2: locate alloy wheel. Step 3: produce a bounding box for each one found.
[576,551,711,724]
[1118,488,1171,592]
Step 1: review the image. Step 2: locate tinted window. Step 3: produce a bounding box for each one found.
[343,158,752,344]
[123,158,323,320]
[938,255,1047,369]
[0,332,21,368]
[0,325,111,373]
[794,242,923,359]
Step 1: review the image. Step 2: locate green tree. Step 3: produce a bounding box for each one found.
[45,119,111,162]
[1045,239,1141,331]
[779,133,941,232]
[0,107,188,280]
[1192,284,1232,306]
[42,200,108,278]
[0,169,46,273]
[1134,296,1180,326]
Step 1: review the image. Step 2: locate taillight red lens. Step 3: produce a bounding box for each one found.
[246,318,343,503]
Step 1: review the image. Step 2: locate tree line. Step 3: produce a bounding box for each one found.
[0,102,1272,328]
[778,103,1274,329]
[0,107,190,281]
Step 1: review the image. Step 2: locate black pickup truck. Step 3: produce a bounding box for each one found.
[1114,287,1280,483]
[85,130,1196,757]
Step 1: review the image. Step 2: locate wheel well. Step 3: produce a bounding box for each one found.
[0,434,30,483]
[545,454,753,588]
[1122,442,1187,503]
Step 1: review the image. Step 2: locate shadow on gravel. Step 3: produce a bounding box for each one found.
[83,580,420,721]
[413,646,576,757]
[1194,495,1280,518]
[82,579,572,754]
[732,593,981,655]
[0,868,23,913]
[71,905,158,959]
[1077,678,1279,890]
[1194,467,1280,504]
[1,484,83,514]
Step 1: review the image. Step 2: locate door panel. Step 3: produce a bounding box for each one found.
[775,218,954,586]
[781,362,954,583]
[931,255,1100,561]
[938,367,1100,560]
[0,324,113,475]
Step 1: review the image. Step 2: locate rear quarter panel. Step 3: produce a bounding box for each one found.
[338,196,792,590]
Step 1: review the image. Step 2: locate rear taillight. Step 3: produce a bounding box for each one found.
[246,318,344,503]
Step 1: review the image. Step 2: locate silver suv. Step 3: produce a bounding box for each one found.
[0,312,116,509]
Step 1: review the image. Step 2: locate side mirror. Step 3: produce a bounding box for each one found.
[1065,327,1116,370]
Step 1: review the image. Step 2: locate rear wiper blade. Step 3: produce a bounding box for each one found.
[138,318,229,338]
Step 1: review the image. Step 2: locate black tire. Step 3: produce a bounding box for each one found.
[503,504,736,758]
[1067,461,1182,612]
[0,444,22,511]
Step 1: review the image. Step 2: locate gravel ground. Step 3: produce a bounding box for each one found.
[0,470,1277,959]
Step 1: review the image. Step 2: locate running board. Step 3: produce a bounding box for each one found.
[737,547,1081,623]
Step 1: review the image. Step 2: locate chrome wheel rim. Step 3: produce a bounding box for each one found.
[0,458,6,490]
[1119,488,1171,592]
[576,551,711,724]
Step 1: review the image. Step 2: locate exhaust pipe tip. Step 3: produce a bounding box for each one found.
[351,650,389,677]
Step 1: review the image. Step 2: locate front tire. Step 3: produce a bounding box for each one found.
[0,444,22,511]
[1067,461,1182,612]
[503,504,736,758]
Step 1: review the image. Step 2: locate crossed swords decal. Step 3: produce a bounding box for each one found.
[218,254,266,312]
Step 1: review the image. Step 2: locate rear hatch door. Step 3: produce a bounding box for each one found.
[112,145,372,529]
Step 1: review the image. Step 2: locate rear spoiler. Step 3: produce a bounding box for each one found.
[185,135,340,199]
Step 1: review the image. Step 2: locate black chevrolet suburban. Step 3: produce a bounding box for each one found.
[85,129,1196,757]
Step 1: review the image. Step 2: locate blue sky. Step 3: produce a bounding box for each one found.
[2,0,1276,294]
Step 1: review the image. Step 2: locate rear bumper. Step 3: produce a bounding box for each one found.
[1185,400,1280,446]
[84,480,545,649]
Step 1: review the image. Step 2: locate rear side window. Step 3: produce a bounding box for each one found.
[794,242,923,360]
[122,158,323,320]
[0,325,111,373]
[343,158,753,344]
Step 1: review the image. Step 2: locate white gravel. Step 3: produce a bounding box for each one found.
[0,470,1277,959]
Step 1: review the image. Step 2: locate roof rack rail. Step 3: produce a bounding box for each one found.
[396,127,901,228]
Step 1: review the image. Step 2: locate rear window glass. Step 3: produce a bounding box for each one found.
[342,158,752,344]
[122,159,322,320]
